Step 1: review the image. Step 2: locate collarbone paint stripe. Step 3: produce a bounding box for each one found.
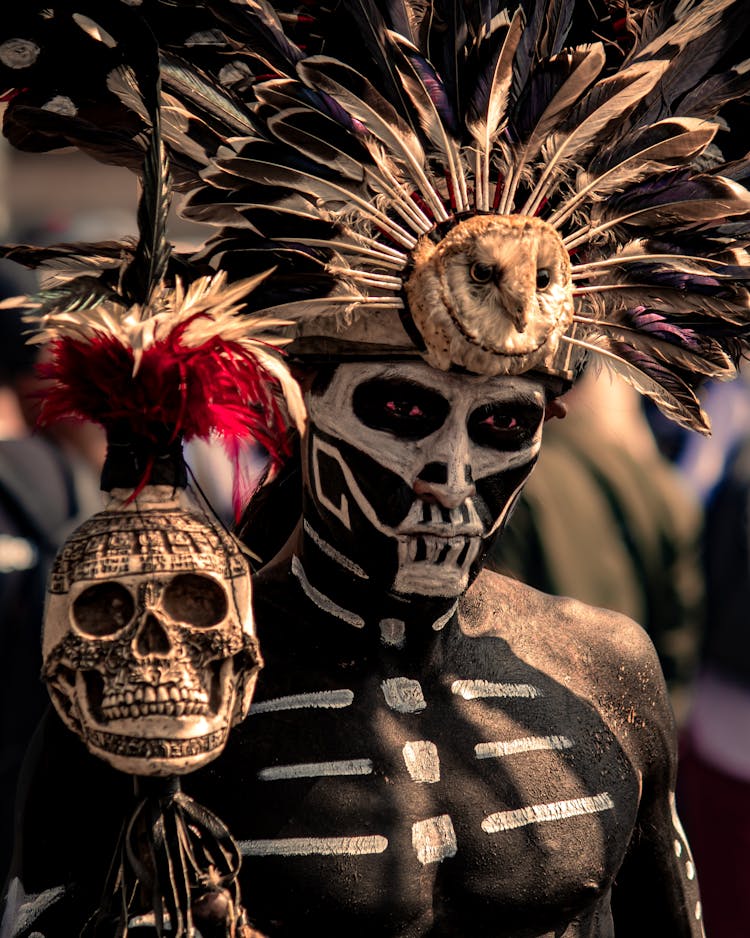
[451,679,542,699]
[249,689,355,714]
[475,735,573,758]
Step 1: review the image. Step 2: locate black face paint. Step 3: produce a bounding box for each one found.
[352,377,450,440]
[304,363,547,598]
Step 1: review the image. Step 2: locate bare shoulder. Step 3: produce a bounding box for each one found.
[457,569,675,764]
[461,568,659,666]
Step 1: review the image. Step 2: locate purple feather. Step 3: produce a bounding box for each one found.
[625,308,702,348]
[400,46,459,136]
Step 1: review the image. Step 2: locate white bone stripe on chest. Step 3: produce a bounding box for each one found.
[475,735,573,758]
[249,689,354,714]
[482,792,615,833]
[452,679,542,699]
[258,759,374,781]
[242,678,621,868]
[403,740,440,782]
[412,815,457,865]
[381,677,427,713]
[239,836,389,857]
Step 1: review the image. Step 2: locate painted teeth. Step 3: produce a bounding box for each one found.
[408,535,469,563]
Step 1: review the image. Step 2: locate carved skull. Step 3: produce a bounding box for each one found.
[42,487,261,776]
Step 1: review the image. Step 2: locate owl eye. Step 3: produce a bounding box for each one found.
[536,268,551,290]
[470,262,494,284]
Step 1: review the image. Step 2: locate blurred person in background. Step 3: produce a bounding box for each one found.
[673,366,750,938]
[0,262,101,883]
[489,368,704,721]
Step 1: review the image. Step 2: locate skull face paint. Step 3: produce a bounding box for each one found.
[42,488,261,776]
[304,363,547,597]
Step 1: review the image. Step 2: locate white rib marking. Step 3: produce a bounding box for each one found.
[249,689,354,715]
[412,815,457,865]
[258,759,373,781]
[292,554,364,628]
[303,519,369,579]
[381,677,426,713]
[475,735,573,759]
[452,679,541,700]
[402,740,440,782]
[482,792,615,833]
[379,618,406,648]
[239,836,388,857]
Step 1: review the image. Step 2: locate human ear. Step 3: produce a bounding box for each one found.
[544,398,567,421]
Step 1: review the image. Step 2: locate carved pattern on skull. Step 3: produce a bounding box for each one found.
[42,490,261,775]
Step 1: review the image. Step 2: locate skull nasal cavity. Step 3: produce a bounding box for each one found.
[135,615,172,656]
[418,462,448,484]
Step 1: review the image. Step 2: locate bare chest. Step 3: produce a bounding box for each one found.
[195,638,640,937]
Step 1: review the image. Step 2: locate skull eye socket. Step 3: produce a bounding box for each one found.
[352,377,450,440]
[72,583,135,637]
[162,573,228,629]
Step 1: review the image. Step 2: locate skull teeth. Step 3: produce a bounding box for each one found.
[101,684,209,721]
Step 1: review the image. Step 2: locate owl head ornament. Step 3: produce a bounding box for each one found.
[405,214,575,376]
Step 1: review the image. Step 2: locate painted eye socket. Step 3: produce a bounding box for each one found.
[536,268,551,290]
[470,262,494,284]
[163,573,228,628]
[73,583,135,637]
[468,402,544,451]
[353,378,450,440]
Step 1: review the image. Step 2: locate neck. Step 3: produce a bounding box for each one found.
[293,517,460,646]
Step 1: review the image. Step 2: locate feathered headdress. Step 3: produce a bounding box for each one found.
[2,0,750,440]
[182,0,750,435]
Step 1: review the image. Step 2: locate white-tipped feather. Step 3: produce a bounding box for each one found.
[500,44,606,214]
[523,60,670,215]
[466,8,524,212]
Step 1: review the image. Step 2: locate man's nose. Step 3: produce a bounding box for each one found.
[413,461,476,509]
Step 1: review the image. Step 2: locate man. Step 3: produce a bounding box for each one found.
[188,361,701,936]
[2,0,747,934]
[4,362,701,938]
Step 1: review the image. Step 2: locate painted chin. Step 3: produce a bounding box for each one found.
[391,534,482,597]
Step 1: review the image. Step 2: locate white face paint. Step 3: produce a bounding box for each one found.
[304,362,547,597]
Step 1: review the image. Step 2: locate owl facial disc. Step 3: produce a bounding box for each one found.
[404,214,574,376]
